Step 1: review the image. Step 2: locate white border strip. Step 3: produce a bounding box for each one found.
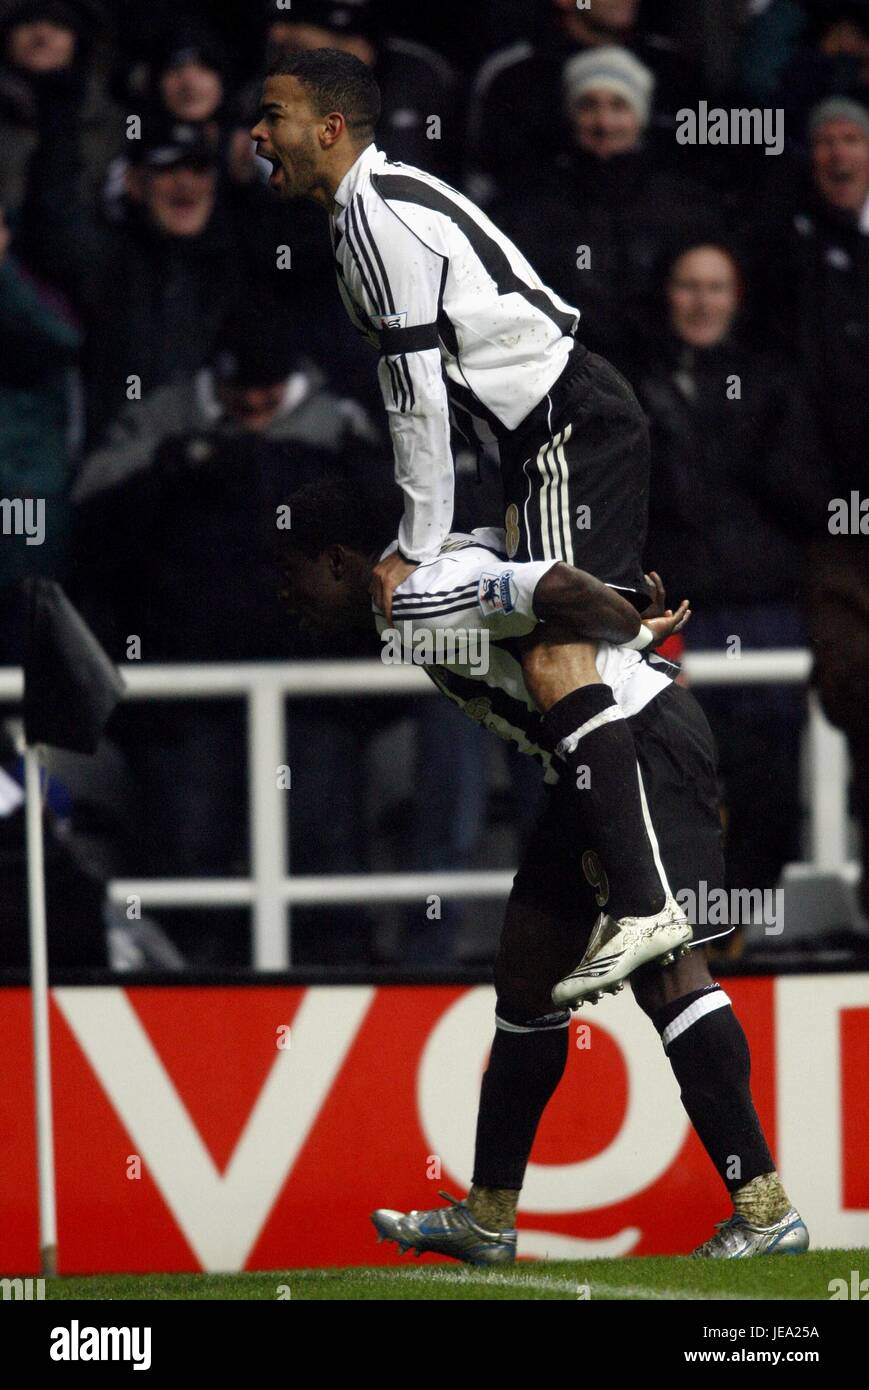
[661,991,731,1050]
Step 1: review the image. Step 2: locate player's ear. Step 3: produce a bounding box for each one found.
[320,110,345,152]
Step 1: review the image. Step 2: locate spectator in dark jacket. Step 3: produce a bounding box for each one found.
[642,242,823,607]
[0,0,123,210]
[758,96,869,503]
[16,72,381,445]
[767,94,869,919]
[138,22,230,126]
[638,240,826,897]
[495,45,723,368]
[69,298,387,664]
[70,296,382,505]
[15,97,252,444]
[99,22,233,220]
[0,0,125,208]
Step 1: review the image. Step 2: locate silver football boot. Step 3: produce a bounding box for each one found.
[552,894,693,1007]
[371,1190,517,1265]
[693,1208,810,1258]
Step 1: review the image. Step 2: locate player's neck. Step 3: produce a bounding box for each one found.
[323,141,374,214]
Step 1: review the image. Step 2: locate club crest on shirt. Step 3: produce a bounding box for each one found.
[370,310,408,331]
[478,570,515,617]
[464,696,492,722]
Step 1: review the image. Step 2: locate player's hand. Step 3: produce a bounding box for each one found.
[645,599,691,646]
[643,571,669,618]
[643,571,690,644]
[370,550,418,625]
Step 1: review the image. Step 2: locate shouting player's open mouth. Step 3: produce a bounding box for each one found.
[260,151,288,192]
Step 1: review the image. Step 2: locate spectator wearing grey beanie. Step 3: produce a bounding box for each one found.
[493,45,723,370]
[808,95,869,221]
[465,0,698,205]
[562,44,655,157]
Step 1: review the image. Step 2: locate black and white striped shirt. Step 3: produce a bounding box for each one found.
[329,142,580,563]
[373,529,675,780]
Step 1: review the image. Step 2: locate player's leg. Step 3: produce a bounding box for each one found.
[464,895,578,1237]
[521,623,670,921]
[509,352,687,937]
[631,949,808,1256]
[627,684,808,1256]
[371,895,584,1263]
[371,798,592,1265]
[517,622,691,1003]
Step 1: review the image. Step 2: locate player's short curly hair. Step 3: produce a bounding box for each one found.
[276,477,398,561]
[267,46,381,141]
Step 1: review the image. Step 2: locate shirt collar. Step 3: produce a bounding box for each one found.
[332,141,382,217]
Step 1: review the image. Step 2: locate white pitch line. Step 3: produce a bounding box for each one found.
[290,1268,770,1301]
[588,1284,766,1303]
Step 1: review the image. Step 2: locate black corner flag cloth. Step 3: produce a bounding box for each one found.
[21,578,126,754]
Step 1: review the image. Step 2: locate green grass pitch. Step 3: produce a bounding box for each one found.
[44,1250,867,1301]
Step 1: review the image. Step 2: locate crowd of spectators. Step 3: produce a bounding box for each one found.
[0,0,867,969]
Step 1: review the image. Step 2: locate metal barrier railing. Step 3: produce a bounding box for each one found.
[0,652,850,968]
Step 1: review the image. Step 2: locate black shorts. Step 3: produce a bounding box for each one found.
[510,682,732,949]
[498,345,650,595]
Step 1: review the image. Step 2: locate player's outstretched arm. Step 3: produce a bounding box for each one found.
[532,562,690,649]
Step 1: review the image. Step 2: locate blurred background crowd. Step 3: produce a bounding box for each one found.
[0,0,867,972]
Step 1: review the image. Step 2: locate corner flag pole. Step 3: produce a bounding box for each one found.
[23,741,57,1277]
[20,576,125,1281]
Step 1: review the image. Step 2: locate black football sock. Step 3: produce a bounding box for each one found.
[471,1009,570,1195]
[653,985,776,1194]
[539,684,667,919]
